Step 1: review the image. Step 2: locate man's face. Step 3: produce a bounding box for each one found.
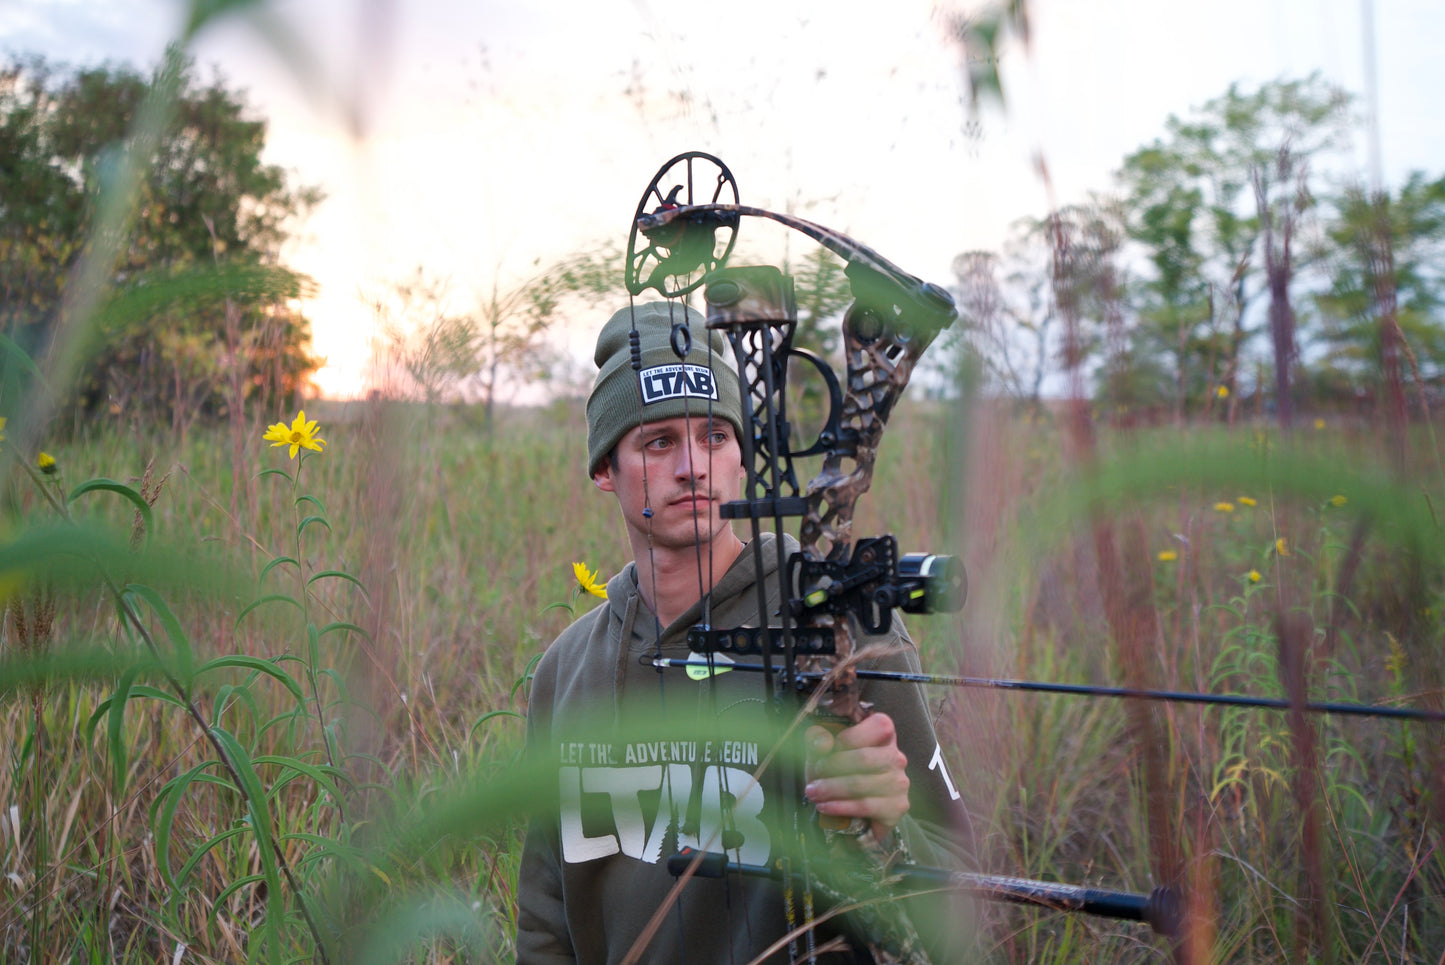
[593,414,747,551]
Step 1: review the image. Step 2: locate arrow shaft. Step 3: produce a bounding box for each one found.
[644,657,1445,723]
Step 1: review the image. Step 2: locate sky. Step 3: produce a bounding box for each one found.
[2,0,1442,398]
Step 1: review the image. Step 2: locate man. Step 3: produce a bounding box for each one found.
[517,302,970,964]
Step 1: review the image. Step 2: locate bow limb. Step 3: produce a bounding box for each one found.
[634,203,957,338]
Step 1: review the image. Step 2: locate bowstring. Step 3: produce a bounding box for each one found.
[626,294,695,955]
[669,290,755,963]
[633,288,752,965]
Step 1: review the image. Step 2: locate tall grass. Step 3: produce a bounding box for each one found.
[3,398,1441,961]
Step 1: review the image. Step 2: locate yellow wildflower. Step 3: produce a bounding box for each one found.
[1247,569,1262,583]
[1329,495,1347,508]
[1238,496,1257,507]
[263,410,326,460]
[1314,418,1326,430]
[0,416,6,447]
[1157,550,1178,562]
[1216,385,1229,399]
[1214,502,1235,513]
[573,562,608,599]
[37,451,57,475]
[1275,537,1289,557]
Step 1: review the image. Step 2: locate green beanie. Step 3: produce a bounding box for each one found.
[586,302,745,477]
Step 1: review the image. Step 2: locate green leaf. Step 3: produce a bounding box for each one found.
[174,825,250,891]
[253,755,344,801]
[107,662,144,798]
[130,684,187,709]
[297,514,331,538]
[295,494,327,515]
[0,332,45,383]
[307,621,320,671]
[470,709,523,741]
[154,760,224,890]
[305,569,369,597]
[259,555,301,582]
[207,727,283,949]
[281,830,374,876]
[211,682,259,727]
[124,584,194,689]
[194,655,304,703]
[234,593,304,628]
[67,479,153,542]
[257,467,293,484]
[318,621,371,643]
[206,873,267,931]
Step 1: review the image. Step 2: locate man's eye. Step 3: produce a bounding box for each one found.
[709,432,728,446]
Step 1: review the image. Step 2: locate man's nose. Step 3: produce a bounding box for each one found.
[675,436,708,480]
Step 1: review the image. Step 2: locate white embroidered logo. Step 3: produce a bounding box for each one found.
[556,739,770,866]
[640,364,717,405]
[928,742,961,801]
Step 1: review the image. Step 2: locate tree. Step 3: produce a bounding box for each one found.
[0,54,320,425]
[953,199,1135,413]
[369,268,477,407]
[1116,74,1351,424]
[371,246,617,424]
[469,246,617,426]
[1312,173,1445,420]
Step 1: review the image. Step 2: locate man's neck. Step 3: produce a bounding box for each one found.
[632,530,747,629]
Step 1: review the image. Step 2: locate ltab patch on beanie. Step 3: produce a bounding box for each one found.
[639,364,719,405]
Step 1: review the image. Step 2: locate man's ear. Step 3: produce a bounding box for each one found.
[593,463,616,493]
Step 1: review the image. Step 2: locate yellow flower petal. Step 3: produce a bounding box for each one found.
[1247,569,1262,583]
[1214,502,1235,513]
[1275,537,1290,557]
[264,410,326,459]
[37,451,57,474]
[573,562,608,599]
[1237,496,1257,507]
[1216,385,1229,398]
[1157,550,1178,562]
[1329,495,1347,507]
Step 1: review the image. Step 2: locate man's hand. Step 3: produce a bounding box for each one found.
[804,713,910,843]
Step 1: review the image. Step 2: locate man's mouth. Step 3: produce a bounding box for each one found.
[668,493,713,510]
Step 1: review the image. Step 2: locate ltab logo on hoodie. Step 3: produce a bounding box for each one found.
[640,364,717,405]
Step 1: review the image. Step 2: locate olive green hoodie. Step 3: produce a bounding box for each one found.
[517,533,971,964]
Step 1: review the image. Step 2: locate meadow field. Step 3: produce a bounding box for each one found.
[0,396,1440,963]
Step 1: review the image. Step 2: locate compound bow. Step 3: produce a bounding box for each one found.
[619,152,1178,964]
